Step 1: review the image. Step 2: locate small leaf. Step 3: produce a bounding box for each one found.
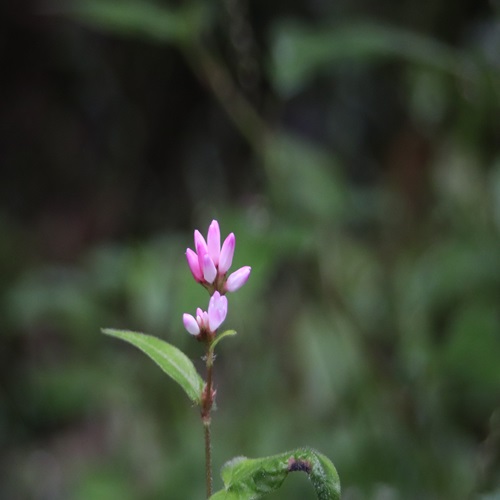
[102,329,204,404]
[210,329,237,354]
[309,451,341,500]
[210,447,340,500]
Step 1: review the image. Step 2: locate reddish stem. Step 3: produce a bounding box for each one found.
[202,346,215,498]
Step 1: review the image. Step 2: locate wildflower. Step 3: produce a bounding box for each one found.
[183,291,228,339]
[186,220,251,293]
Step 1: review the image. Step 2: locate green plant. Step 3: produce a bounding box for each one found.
[103,220,340,499]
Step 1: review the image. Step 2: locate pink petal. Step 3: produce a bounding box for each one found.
[225,266,251,292]
[218,233,235,275]
[183,313,200,335]
[195,311,203,327]
[196,242,208,277]
[202,253,217,284]
[201,311,209,327]
[208,291,228,331]
[207,220,221,266]
[186,248,203,281]
[194,230,208,262]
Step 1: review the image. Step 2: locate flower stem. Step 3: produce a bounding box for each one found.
[204,418,212,498]
[202,346,215,498]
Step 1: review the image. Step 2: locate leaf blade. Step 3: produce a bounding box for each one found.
[102,329,204,404]
[211,447,340,500]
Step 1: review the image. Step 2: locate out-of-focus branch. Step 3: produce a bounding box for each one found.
[181,41,269,154]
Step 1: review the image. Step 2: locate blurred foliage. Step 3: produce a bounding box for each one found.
[1,0,500,498]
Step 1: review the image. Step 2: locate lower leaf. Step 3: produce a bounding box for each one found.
[210,447,340,500]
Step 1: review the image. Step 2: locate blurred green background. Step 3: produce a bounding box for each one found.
[1,0,500,498]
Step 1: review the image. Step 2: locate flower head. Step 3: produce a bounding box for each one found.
[183,291,228,340]
[186,219,251,293]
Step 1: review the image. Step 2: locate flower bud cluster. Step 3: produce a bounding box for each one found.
[186,220,251,294]
[183,292,227,341]
[183,220,251,341]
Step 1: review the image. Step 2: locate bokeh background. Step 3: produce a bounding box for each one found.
[1,0,500,498]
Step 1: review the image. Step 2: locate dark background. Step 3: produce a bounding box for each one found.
[1,0,500,498]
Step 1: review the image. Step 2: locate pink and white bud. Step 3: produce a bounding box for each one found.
[218,233,235,275]
[208,291,228,331]
[202,253,217,284]
[183,313,200,335]
[195,308,208,328]
[186,248,203,282]
[194,230,208,257]
[207,220,221,266]
[225,266,251,292]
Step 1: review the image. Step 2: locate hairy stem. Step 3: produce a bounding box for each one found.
[204,418,212,498]
[202,346,215,498]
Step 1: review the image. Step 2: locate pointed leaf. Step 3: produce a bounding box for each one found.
[102,329,204,404]
[210,447,340,500]
[210,329,237,354]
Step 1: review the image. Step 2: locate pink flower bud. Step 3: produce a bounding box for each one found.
[194,230,208,257]
[207,220,221,266]
[208,291,228,331]
[200,311,209,330]
[186,248,203,282]
[202,253,217,284]
[218,233,235,275]
[183,313,200,335]
[225,266,251,292]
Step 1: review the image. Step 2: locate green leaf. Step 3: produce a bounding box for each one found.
[210,447,340,500]
[65,0,209,45]
[270,22,471,96]
[102,329,204,404]
[210,329,237,354]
